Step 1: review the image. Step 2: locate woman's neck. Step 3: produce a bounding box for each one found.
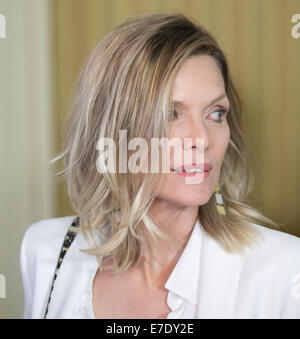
[136,201,198,289]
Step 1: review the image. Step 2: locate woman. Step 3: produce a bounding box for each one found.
[20,13,300,319]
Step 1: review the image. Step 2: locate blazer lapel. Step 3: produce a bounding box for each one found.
[196,230,243,318]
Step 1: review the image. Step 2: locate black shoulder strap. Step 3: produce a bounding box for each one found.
[43,216,80,319]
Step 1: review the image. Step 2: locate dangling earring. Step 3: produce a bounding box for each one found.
[215,184,226,215]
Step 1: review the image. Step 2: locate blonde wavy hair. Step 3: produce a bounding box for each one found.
[52,13,280,273]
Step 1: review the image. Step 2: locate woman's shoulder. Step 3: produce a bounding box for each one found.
[20,215,78,276]
[250,223,300,254]
[24,215,76,237]
[21,216,76,257]
[244,223,300,273]
[20,215,80,277]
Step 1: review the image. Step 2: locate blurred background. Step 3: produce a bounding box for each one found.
[0,0,299,318]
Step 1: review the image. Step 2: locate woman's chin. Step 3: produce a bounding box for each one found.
[162,193,212,209]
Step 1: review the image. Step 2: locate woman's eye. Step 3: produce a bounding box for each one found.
[169,110,180,121]
[207,109,228,123]
[169,108,229,122]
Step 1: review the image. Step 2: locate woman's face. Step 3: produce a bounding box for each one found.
[154,55,230,208]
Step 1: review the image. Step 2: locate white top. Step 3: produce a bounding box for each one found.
[20,215,300,319]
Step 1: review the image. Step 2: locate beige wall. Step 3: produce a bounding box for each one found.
[0,0,299,318]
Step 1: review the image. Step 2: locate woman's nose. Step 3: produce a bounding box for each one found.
[183,117,210,152]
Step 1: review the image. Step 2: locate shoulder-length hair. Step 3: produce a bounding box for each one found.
[52,13,280,272]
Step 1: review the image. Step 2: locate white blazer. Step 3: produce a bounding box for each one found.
[20,215,300,319]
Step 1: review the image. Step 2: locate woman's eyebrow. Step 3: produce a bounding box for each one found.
[172,93,228,111]
[203,93,227,110]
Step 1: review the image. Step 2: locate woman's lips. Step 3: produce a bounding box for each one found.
[171,163,213,172]
[170,162,212,178]
[171,170,210,178]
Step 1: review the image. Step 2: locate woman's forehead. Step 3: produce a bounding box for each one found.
[171,56,225,97]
